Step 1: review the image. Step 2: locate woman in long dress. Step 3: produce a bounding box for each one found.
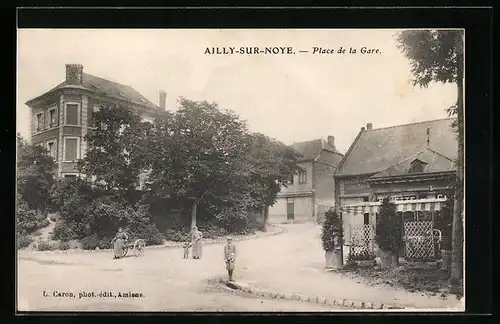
[111,227,129,259]
[191,226,203,259]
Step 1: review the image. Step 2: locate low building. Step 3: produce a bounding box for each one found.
[269,136,343,223]
[334,119,458,260]
[25,64,166,179]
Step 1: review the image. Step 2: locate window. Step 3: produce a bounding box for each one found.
[63,137,80,162]
[363,196,369,202]
[288,174,294,185]
[64,174,78,181]
[46,140,57,160]
[298,171,307,184]
[34,112,43,132]
[47,107,58,128]
[287,197,294,204]
[364,213,370,225]
[409,159,427,174]
[64,102,81,125]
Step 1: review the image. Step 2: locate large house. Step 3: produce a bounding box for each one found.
[334,119,458,260]
[25,64,166,179]
[268,136,343,223]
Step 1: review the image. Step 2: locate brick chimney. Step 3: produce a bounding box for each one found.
[366,123,373,130]
[65,64,83,84]
[327,135,335,150]
[159,90,166,110]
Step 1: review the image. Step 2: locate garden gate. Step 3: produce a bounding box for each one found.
[346,224,375,260]
[403,220,436,262]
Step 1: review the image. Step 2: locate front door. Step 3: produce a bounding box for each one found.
[286,198,294,220]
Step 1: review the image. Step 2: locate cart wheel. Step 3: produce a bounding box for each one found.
[134,239,146,257]
[122,246,128,257]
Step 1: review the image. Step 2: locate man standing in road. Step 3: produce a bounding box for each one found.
[224,236,237,281]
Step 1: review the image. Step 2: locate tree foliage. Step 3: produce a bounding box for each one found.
[321,208,343,251]
[375,198,402,253]
[78,104,155,204]
[142,98,300,228]
[396,30,463,87]
[397,29,464,281]
[17,134,56,215]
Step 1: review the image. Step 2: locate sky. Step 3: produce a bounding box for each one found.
[17,29,457,154]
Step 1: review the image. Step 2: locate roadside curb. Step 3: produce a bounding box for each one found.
[21,224,286,255]
[221,279,405,310]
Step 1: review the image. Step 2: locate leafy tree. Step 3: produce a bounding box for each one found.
[78,103,155,205]
[144,98,256,228]
[143,98,301,230]
[375,198,402,253]
[17,134,56,216]
[245,133,301,227]
[321,208,343,251]
[397,30,464,282]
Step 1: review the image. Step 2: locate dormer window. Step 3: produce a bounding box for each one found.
[408,159,427,174]
[118,92,125,98]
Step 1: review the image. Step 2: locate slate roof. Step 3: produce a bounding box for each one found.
[291,139,343,166]
[336,118,458,177]
[370,148,456,178]
[26,73,159,110]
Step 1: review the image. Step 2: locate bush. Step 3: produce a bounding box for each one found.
[37,240,55,251]
[17,235,33,249]
[375,198,402,252]
[130,223,164,246]
[198,222,228,239]
[347,249,376,262]
[17,202,39,234]
[59,241,71,250]
[81,235,113,250]
[52,221,77,241]
[38,218,50,229]
[164,229,190,242]
[436,196,453,250]
[321,208,343,251]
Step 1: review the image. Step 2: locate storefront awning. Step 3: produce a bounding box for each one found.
[340,197,448,215]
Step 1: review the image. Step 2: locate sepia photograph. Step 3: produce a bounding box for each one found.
[16,28,465,312]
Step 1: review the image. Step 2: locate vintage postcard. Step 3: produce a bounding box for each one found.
[16,28,465,312]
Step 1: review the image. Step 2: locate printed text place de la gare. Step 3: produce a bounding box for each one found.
[204,47,382,55]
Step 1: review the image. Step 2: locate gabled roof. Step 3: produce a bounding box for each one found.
[26,73,159,110]
[370,147,456,178]
[335,118,458,177]
[291,138,343,166]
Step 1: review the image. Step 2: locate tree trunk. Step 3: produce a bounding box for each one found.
[379,250,394,269]
[451,74,464,283]
[190,199,198,229]
[264,205,269,231]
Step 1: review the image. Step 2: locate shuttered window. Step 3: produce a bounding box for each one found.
[46,140,57,160]
[48,107,58,127]
[65,103,80,125]
[64,138,79,161]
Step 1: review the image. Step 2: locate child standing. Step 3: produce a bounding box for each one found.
[183,241,192,259]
